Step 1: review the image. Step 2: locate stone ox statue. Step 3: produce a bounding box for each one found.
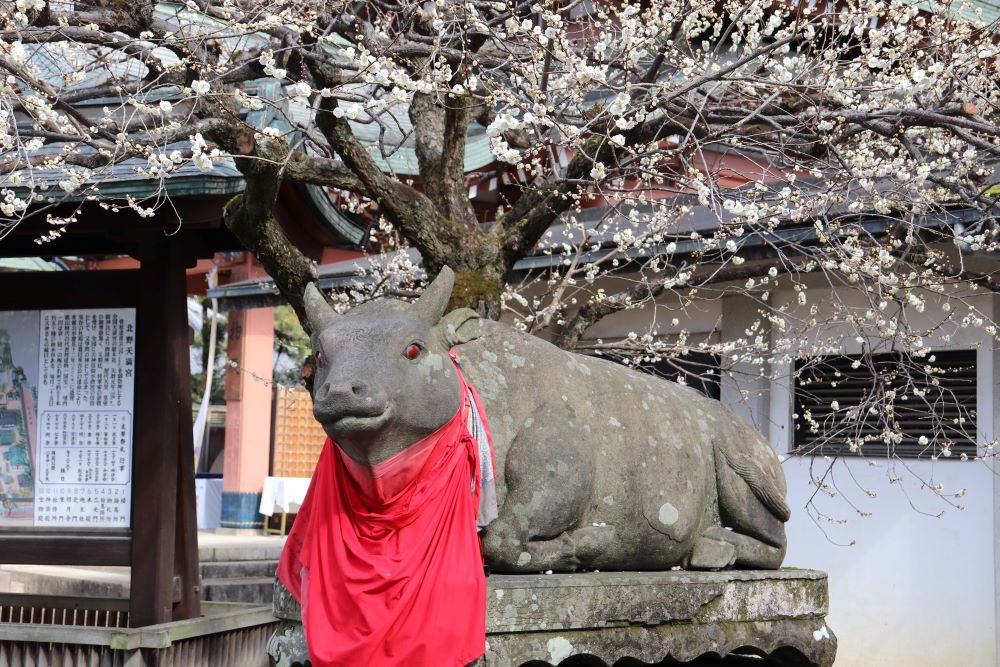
[303,267,789,571]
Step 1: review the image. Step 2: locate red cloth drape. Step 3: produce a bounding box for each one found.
[277,364,487,667]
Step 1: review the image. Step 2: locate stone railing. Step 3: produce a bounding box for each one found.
[0,595,276,666]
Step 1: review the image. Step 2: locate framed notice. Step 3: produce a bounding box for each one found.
[0,308,135,528]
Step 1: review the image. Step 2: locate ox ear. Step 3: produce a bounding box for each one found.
[413,266,455,326]
[434,308,483,348]
[303,283,338,331]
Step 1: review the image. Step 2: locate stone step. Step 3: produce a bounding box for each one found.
[1,533,286,603]
[201,576,275,604]
[3,563,279,604]
[199,560,278,579]
[197,543,284,563]
[1,565,130,599]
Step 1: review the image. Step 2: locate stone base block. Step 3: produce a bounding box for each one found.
[269,569,836,667]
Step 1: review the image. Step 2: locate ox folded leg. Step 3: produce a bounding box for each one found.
[481,429,594,572]
[690,526,785,570]
[482,511,581,572]
[688,530,737,570]
[483,523,617,572]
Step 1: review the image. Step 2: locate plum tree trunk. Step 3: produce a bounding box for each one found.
[448,265,504,320]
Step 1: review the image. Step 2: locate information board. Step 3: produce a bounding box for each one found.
[0,309,135,528]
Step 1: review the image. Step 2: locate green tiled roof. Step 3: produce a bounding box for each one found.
[0,257,60,271]
[909,0,1000,23]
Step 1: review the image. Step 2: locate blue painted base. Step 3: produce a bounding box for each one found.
[221,491,264,529]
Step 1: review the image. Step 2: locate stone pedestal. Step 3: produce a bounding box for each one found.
[268,570,836,666]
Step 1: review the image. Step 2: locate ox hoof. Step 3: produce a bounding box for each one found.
[571,524,616,563]
[688,535,737,570]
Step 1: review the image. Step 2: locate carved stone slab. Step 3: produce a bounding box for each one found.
[269,570,836,667]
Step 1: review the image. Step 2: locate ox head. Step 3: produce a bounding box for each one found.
[304,266,483,466]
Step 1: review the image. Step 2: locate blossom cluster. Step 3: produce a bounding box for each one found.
[1,0,999,513]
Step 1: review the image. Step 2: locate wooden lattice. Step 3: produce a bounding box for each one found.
[271,387,326,478]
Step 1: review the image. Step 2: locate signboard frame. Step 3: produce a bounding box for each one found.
[0,270,174,566]
[0,270,143,565]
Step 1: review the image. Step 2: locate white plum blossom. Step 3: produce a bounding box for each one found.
[0,0,996,514]
[189,132,220,173]
[286,82,312,100]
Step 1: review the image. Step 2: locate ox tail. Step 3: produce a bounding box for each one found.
[715,443,791,523]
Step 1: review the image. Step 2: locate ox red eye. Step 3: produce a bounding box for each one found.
[403,343,422,360]
[315,351,325,368]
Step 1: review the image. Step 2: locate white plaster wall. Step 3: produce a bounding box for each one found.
[585,281,998,664]
[580,287,723,344]
[758,287,998,666]
[781,456,996,666]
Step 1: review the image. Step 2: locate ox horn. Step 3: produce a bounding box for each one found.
[304,283,338,331]
[414,266,455,325]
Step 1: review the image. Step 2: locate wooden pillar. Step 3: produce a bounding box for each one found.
[130,238,200,626]
[174,306,201,621]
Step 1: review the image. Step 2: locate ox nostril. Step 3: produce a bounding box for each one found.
[316,380,385,421]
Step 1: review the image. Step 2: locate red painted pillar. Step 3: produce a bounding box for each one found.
[219,263,275,531]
